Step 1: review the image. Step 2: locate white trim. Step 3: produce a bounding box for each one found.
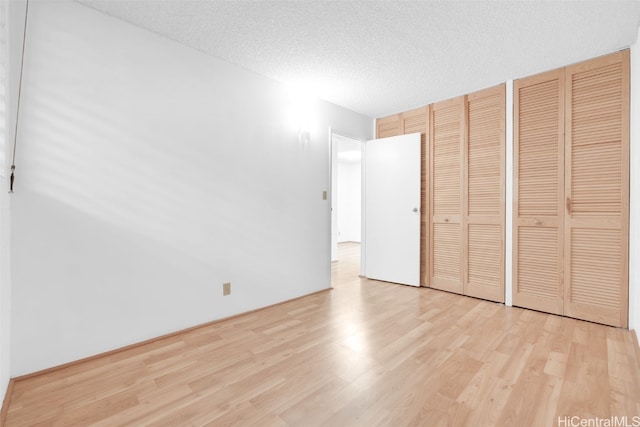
[360,140,367,277]
[328,128,366,278]
[505,80,514,306]
[328,127,337,266]
[629,36,639,332]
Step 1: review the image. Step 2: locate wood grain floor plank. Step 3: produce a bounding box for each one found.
[4,242,640,426]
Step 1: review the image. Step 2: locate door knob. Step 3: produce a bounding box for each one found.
[413,207,419,212]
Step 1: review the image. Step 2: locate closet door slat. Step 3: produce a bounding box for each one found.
[513,69,565,315]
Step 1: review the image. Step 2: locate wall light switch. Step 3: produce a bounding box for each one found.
[223,282,231,296]
[322,191,327,200]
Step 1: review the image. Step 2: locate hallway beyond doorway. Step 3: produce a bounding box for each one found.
[331,242,360,287]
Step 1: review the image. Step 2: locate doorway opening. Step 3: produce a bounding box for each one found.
[330,132,362,286]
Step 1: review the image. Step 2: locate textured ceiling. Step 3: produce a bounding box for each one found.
[75,0,640,118]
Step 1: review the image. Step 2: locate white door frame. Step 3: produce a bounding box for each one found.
[328,128,366,283]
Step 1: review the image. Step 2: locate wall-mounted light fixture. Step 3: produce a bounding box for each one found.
[286,83,317,145]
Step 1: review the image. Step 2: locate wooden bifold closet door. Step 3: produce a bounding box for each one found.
[430,86,505,302]
[401,107,430,287]
[563,51,630,327]
[376,108,429,286]
[513,50,629,327]
[513,69,565,315]
[430,96,465,294]
[464,85,506,302]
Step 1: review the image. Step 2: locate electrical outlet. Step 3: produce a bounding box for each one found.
[223,282,231,296]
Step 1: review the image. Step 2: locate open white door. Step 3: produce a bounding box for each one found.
[364,133,421,286]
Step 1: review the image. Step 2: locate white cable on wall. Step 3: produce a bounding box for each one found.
[9,0,30,194]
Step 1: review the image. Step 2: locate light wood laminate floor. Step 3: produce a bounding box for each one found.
[6,242,640,426]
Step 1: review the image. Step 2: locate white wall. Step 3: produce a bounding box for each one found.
[337,159,361,242]
[629,28,640,333]
[0,0,23,402]
[10,1,372,376]
[0,0,6,402]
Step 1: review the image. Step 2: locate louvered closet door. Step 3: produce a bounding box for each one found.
[377,114,402,138]
[464,85,505,302]
[402,107,429,286]
[564,51,629,327]
[430,96,464,293]
[513,69,565,315]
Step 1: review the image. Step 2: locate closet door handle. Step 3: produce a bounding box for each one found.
[566,197,572,215]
